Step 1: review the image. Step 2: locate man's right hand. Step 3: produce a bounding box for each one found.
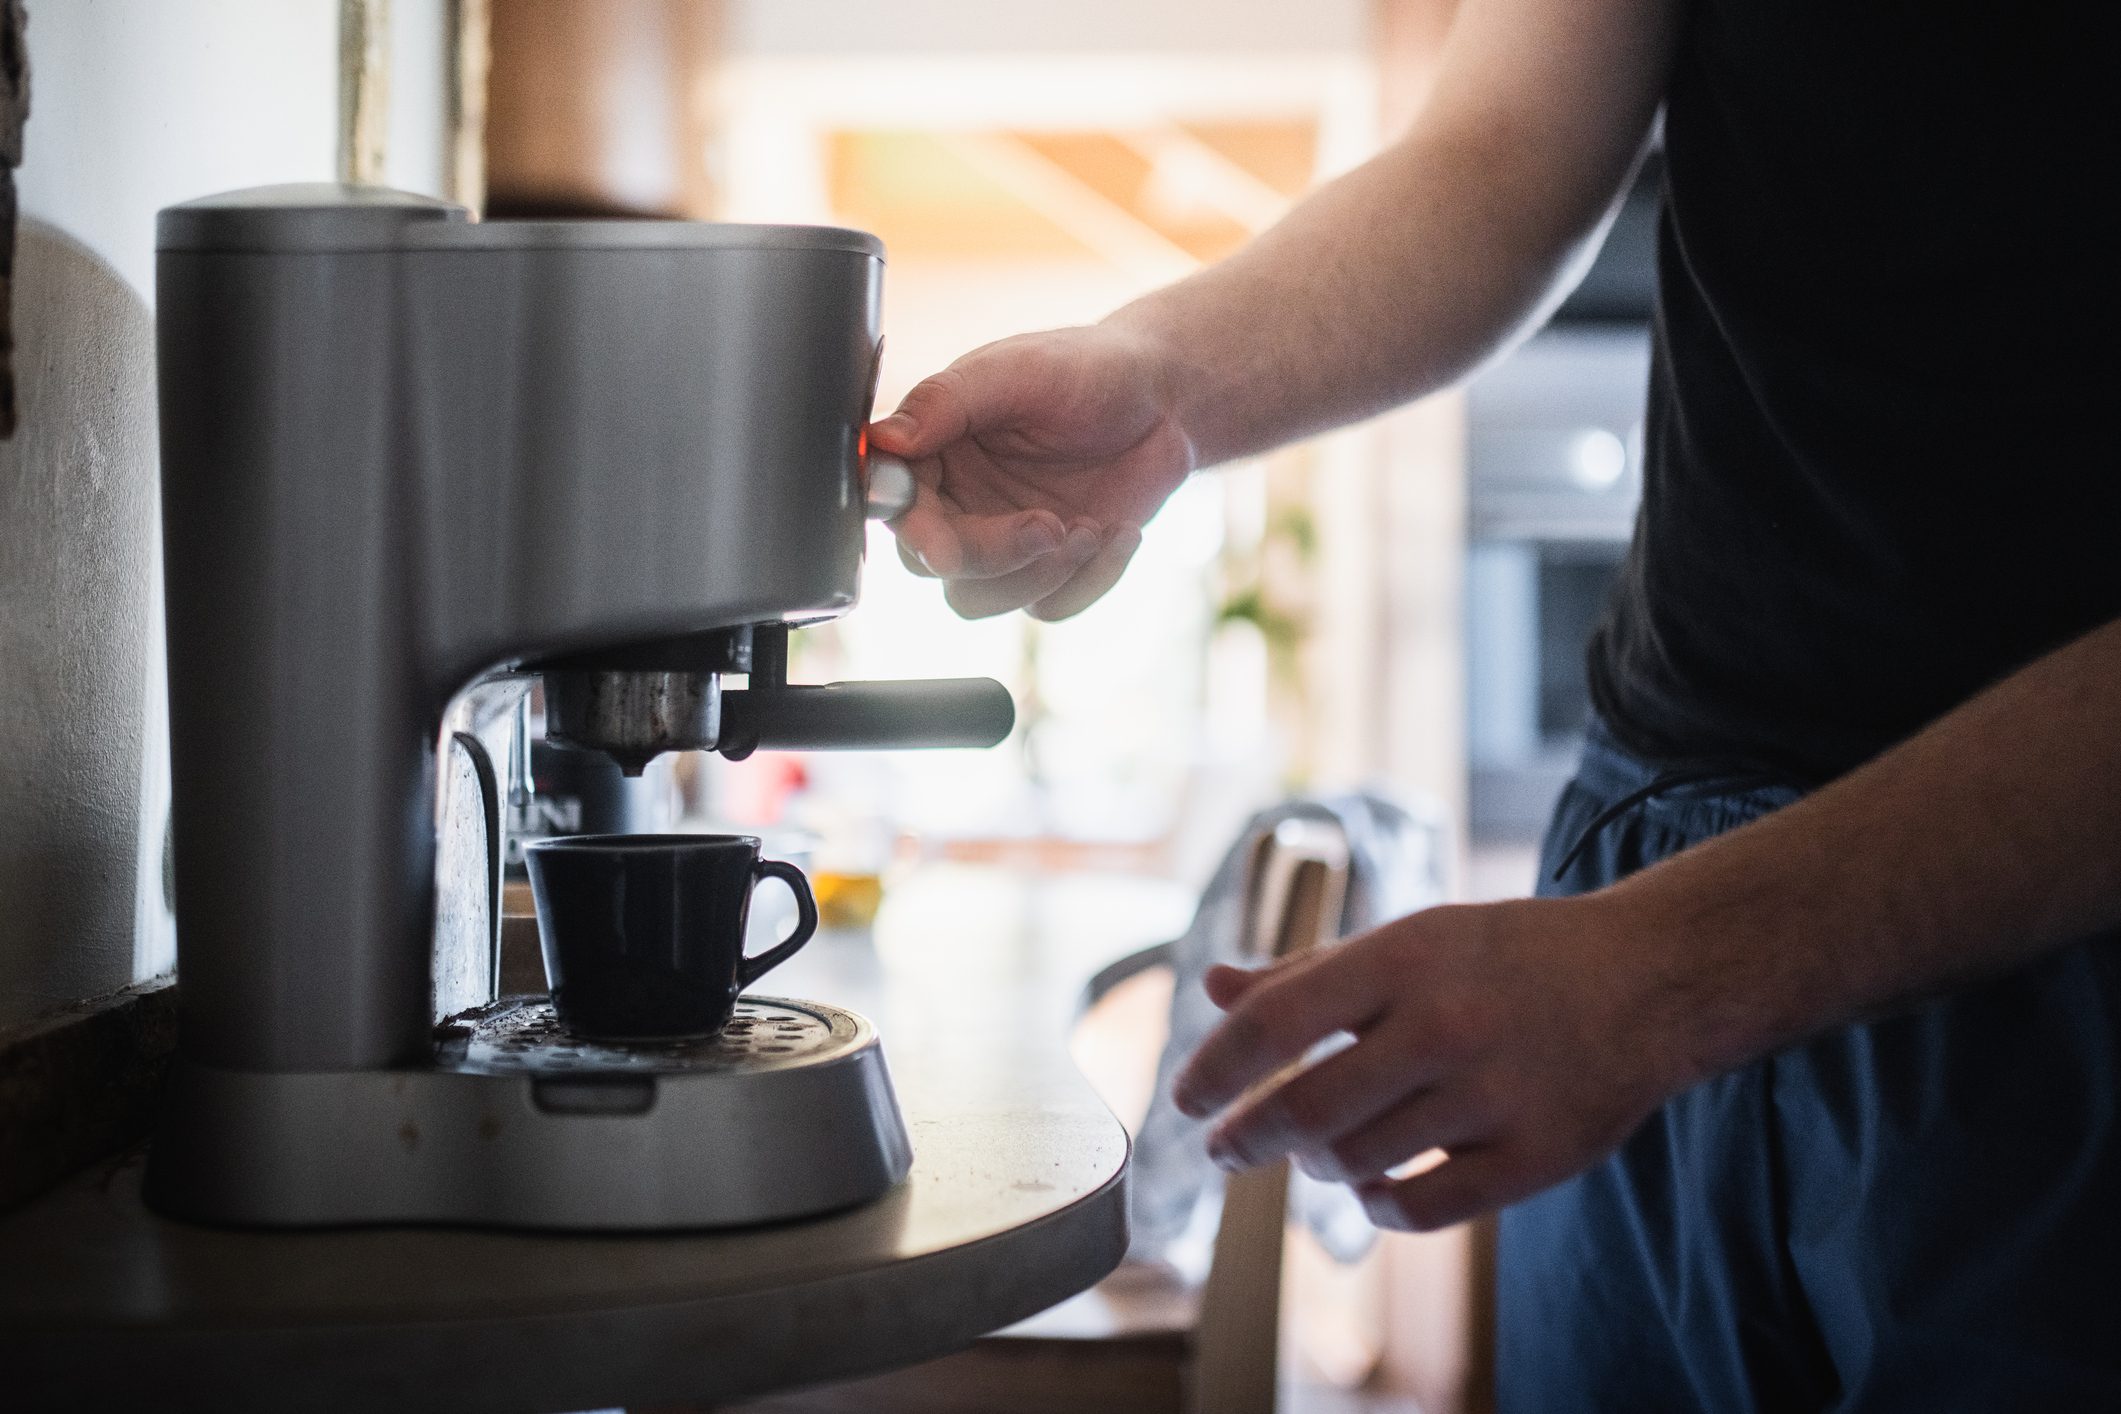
[867,323,1196,621]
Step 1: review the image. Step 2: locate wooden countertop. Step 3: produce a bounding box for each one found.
[0,866,1195,1412]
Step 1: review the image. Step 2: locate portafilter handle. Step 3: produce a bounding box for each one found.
[715,621,1011,760]
[716,677,1014,761]
[542,623,1015,771]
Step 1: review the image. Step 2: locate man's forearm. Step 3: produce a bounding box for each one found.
[1104,0,1677,468]
[1609,617,2121,1083]
[1104,133,1618,468]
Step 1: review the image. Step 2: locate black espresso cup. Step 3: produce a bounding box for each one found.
[523,833,819,1040]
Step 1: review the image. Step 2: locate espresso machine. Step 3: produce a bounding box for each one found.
[144,184,1013,1229]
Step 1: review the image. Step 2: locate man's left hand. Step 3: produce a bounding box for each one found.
[1171,895,1698,1231]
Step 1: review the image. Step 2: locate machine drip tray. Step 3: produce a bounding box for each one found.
[444,996,865,1076]
[147,997,915,1232]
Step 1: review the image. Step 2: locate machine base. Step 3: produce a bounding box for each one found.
[145,998,913,1230]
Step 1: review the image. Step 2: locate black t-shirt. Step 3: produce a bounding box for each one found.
[1587,1,2121,783]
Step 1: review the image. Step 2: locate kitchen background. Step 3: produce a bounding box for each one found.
[0,2,1653,1408]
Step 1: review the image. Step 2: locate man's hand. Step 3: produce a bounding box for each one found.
[868,324,1195,621]
[865,0,1678,624]
[1171,896,1692,1231]
[1173,614,2121,1233]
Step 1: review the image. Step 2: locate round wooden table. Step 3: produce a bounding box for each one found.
[0,867,1193,1412]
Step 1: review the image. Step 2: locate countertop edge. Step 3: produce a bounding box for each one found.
[0,1152,1131,1412]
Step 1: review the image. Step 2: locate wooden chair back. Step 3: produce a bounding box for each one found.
[1189,817,1350,1414]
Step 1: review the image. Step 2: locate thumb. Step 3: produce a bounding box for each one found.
[869,369,978,459]
[871,339,1063,458]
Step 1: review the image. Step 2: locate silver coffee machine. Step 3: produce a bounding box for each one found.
[145,184,1012,1230]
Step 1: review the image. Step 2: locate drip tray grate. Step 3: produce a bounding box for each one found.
[440,996,864,1076]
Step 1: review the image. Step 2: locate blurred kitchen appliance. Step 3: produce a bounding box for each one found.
[503,739,664,874]
[1464,161,1658,841]
[146,184,1012,1229]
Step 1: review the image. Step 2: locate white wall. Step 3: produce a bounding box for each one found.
[17,2,340,306]
[389,0,454,201]
[0,220,163,1026]
[0,1,449,1030]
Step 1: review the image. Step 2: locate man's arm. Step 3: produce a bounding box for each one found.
[1175,616,2121,1230]
[1107,0,1677,467]
[1614,615,2121,1081]
[870,0,1679,619]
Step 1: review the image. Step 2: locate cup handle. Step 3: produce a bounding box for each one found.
[737,859,820,989]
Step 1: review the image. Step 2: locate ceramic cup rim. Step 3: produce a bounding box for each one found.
[524,831,763,856]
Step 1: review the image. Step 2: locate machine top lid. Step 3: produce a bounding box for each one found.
[159,182,468,252]
[159,183,884,260]
[417,220,883,259]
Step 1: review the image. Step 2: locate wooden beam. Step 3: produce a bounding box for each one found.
[1113,128,1292,235]
[933,132,1201,286]
[340,0,392,184]
[446,0,490,210]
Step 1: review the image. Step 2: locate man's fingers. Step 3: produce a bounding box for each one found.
[897,538,937,580]
[1292,1082,1493,1184]
[1202,962,1271,1009]
[1028,525,1143,622]
[1172,951,1381,1120]
[1205,1033,1440,1174]
[893,502,1142,618]
[943,528,1101,619]
[893,492,1068,580]
[1356,1146,1518,1233]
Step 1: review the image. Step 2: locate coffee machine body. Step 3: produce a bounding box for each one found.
[147,185,997,1229]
